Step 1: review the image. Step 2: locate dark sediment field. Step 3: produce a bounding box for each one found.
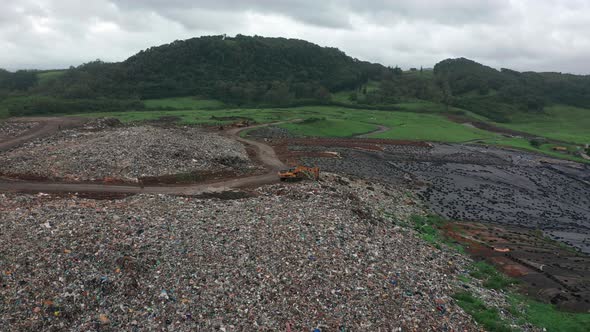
[298,144,590,253]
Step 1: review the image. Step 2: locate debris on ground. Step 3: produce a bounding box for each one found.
[79,117,122,131]
[0,124,257,182]
[0,174,490,331]
[0,120,40,139]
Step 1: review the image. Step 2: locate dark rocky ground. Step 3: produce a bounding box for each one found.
[298,144,590,253]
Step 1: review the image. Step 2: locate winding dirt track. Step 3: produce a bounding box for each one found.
[355,125,390,138]
[0,118,288,195]
[0,117,88,152]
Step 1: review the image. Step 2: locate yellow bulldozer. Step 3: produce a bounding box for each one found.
[278,165,320,182]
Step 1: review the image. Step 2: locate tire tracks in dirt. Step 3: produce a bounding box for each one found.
[354,125,390,138]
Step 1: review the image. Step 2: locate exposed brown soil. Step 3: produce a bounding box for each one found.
[138,170,243,185]
[443,222,590,312]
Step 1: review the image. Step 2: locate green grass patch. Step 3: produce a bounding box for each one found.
[462,260,590,331]
[469,261,516,290]
[370,112,498,142]
[280,118,376,137]
[499,105,590,144]
[144,97,225,110]
[479,137,590,164]
[408,214,464,252]
[71,104,501,142]
[401,215,588,332]
[507,295,590,332]
[410,214,444,245]
[453,291,514,332]
[277,106,498,142]
[65,102,587,163]
[457,275,472,283]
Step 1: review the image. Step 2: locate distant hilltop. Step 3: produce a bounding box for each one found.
[1,35,589,121]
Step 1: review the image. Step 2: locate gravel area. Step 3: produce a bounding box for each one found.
[0,125,255,182]
[0,174,496,331]
[0,121,40,139]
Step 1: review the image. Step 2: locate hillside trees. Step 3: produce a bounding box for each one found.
[36,35,386,106]
[0,69,38,92]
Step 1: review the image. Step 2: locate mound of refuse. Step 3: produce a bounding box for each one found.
[0,174,489,331]
[0,120,39,139]
[0,125,255,182]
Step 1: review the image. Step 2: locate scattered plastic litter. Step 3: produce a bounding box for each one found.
[0,173,505,330]
[0,122,256,182]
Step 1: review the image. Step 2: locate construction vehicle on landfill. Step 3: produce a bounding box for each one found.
[278,165,320,181]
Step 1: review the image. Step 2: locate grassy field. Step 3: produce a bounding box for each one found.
[277,106,498,142]
[64,98,589,162]
[144,97,225,110]
[281,117,377,137]
[75,104,500,142]
[367,113,496,142]
[499,105,590,144]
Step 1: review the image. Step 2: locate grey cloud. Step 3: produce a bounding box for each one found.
[111,0,512,29]
[0,0,589,74]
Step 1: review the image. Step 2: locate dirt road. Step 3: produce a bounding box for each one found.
[355,125,390,138]
[0,119,289,195]
[0,117,88,152]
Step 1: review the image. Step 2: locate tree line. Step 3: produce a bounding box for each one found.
[1,36,589,121]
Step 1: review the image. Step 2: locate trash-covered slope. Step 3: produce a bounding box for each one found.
[0,124,254,182]
[0,174,482,331]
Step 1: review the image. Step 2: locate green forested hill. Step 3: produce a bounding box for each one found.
[32,35,388,105]
[1,35,589,122]
[122,35,385,101]
[433,58,590,122]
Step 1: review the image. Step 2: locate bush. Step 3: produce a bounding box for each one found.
[529,139,543,148]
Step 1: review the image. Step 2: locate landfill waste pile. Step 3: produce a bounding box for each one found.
[0,125,255,182]
[78,118,122,131]
[0,173,540,331]
[0,120,39,139]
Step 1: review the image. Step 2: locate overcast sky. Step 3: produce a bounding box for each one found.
[2,0,590,74]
